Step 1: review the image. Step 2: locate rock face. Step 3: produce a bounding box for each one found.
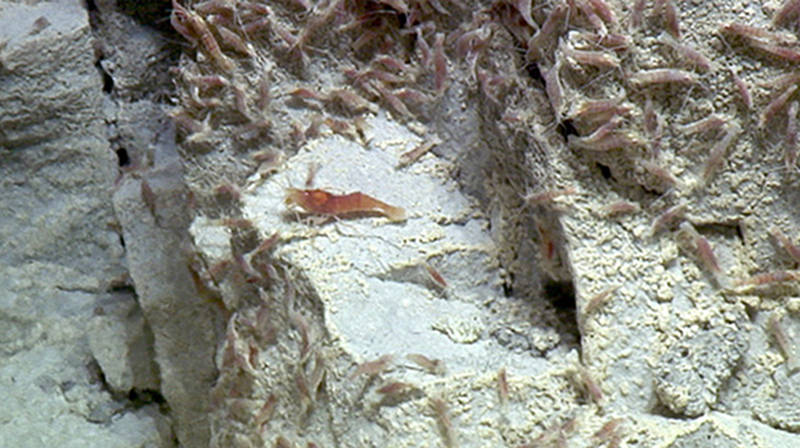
[4,0,800,447]
[88,293,160,396]
[655,325,748,417]
[112,129,220,447]
[0,0,123,282]
[0,1,169,447]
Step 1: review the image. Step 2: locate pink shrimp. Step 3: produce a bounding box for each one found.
[286,188,407,222]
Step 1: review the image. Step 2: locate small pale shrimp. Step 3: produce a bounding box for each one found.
[735,270,797,287]
[286,188,407,222]
[350,354,394,379]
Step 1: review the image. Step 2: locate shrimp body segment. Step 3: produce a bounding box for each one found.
[286,188,407,222]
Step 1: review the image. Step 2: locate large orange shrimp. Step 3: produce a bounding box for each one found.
[285,188,407,222]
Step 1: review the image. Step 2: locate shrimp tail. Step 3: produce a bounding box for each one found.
[382,203,407,221]
[355,193,406,221]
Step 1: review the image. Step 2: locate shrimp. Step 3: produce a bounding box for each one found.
[286,188,407,222]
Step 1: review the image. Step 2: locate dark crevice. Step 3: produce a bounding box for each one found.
[502,273,514,297]
[544,279,575,311]
[524,62,544,84]
[95,59,114,93]
[736,222,746,243]
[544,279,580,348]
[101,70,113,93]
[596,162,612,180]
[128,388,167,408]
[394,13,408,29]
[86,358,110,391]
[744,303,758,321]
[107,282,136,295]
[116,148,130,167]
[557,119,578,142]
